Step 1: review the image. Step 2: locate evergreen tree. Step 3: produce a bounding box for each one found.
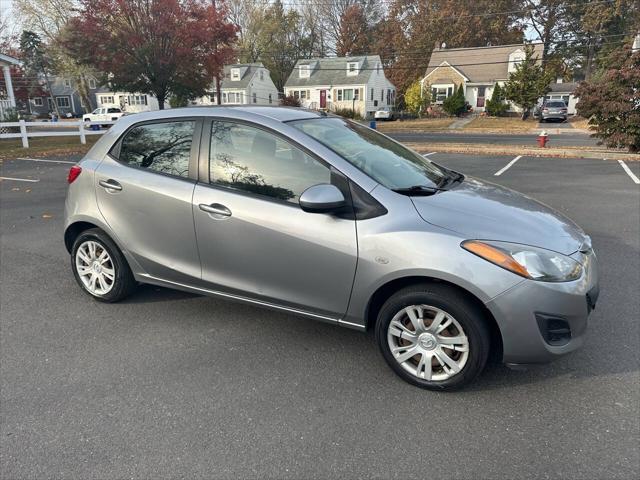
[485,83,508,117]
[504,45,554,119]
[443,84,466,117]
[20,31,59,116]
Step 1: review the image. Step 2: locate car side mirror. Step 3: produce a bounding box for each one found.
[299,184,346,214]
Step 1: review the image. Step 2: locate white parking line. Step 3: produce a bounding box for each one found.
[494,155,522,176]
[16,157,75,165]
[0,176,40,183]
[618,160,640,184]
[422,152,437,157]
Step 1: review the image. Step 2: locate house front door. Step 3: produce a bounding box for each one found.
[320,90,327,108]
[476,86,486,108]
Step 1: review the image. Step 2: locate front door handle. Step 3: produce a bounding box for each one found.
[99,179,122,191]
[199,203,232,217]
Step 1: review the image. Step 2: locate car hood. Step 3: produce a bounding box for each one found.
[411,176,586,255]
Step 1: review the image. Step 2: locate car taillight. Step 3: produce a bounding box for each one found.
[543,108,549,113]
[68,165,82,184]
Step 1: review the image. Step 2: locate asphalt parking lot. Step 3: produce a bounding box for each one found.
[1,152,639,479]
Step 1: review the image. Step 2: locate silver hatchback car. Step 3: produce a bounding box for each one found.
[64,107,599,390]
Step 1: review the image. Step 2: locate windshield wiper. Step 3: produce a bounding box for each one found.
[437,170,465,189]
[391,185,444,196]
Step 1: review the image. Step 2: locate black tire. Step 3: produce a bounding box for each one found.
[375,283,490,391]
[71,228,136,302]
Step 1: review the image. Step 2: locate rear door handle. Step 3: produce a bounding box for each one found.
[199,203,232,217]
[99,179,122,191]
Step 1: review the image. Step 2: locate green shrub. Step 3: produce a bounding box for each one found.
[485,83,508,117]
[442,85,466,117]
[1,107,19,122]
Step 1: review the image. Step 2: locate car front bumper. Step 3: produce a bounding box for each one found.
[485,250,599,365]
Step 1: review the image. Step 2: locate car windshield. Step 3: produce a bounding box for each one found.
[546,101,565,107]
[289,117,448,190]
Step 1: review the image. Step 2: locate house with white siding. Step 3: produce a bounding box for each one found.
[93,89,165,113]
[284,55,396,118]
[0,53,21,119]
[194,63,279,106]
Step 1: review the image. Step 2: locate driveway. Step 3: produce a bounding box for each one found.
[1,154,638,479]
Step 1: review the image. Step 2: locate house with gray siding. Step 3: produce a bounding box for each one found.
[28,75,101,117]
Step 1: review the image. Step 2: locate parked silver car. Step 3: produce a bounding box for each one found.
[64,107,599,390]
[539,100,568,122]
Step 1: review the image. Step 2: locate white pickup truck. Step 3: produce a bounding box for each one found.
[82,107,125,124]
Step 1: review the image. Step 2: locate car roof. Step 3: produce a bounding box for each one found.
[120,105,325,123]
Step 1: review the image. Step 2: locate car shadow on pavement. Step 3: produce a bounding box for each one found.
[121,284,202,303]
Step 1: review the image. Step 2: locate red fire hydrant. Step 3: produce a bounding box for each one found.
[537,131,549,148]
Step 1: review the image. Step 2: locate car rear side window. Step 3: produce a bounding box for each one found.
[208,121,330,204]
[117,121,194,178]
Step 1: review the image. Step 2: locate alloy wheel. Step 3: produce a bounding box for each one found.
[75,240,115,295]
[387,305,469,381]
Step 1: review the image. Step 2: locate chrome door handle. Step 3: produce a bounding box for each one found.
[199,203,232,217]
[99,179,122,191]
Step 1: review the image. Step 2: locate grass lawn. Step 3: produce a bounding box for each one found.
[0,136,99,160]
[568,116,592,130]
[377,118,456,132]
[463,116,540,132]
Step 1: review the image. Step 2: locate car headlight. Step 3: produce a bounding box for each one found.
[461,240,582,282]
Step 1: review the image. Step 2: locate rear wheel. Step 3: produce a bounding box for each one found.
[375,283,490,390]
[71,228,136,302]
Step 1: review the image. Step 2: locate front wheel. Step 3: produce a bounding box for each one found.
[71,228,136,302]
[375,284,490,391]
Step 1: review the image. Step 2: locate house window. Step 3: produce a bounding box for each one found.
[347,62,359,75]
[252,92,257,103]
[291,90,310,100]
[335,88,361,102]
[376,63,381,74]
[370,88,374,101]
[88,78,97,89]
[380,90,384,101]
[47,98,54,110]
[226,92,243,103]
[269,93,272,104]
[100,95,115,105]
[56,96,70,108]
[231,68,240,80]
[127,95,148,106]
[32,97,43,106]
[260,70,264,81]
[63,79,71,88]
[299,65,310,78]
[431,84,454,104]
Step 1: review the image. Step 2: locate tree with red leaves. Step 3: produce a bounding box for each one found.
[575,46,640,153]
[65,0,237,109]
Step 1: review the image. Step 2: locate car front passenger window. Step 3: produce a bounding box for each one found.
[209,121,331,204]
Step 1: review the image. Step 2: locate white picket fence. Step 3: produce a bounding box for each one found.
[0,120,116,148]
